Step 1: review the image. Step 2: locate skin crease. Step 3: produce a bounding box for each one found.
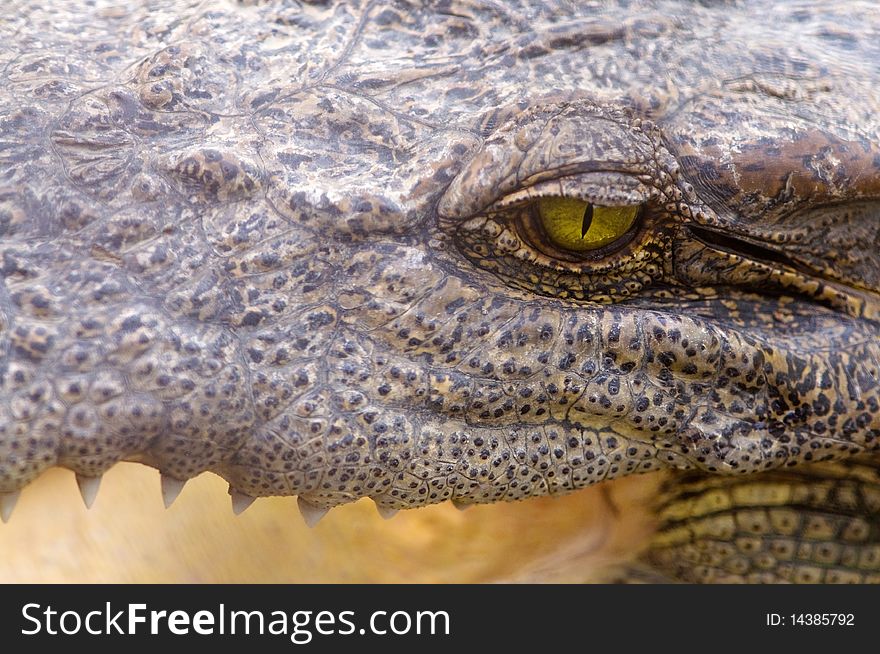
[1,1,880,583]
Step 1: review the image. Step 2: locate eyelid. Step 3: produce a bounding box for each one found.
[484,172,655,213]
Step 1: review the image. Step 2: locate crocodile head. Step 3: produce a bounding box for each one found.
[1,1,878,534]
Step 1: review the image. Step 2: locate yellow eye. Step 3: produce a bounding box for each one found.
[536,197,639,252]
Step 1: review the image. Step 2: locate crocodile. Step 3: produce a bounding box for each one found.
[1,0,879,583]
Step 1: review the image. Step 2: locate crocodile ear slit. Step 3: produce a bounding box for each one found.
[75,473,102,509]
[0,491,20,523]
[297,497,329,528]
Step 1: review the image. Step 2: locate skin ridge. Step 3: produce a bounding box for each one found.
[1,0,879,582]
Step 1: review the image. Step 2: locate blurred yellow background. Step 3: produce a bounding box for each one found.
[0,464,663,583]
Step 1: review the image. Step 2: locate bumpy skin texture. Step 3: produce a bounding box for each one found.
[1,0,879,582]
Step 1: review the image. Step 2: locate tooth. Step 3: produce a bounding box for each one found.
[375,503,399,520]
[1,491,20,523]
[451,498,472,511]
[297,497,329,528]
[76,474,102,509]
[230,490,255,515]
[160,475,186,509]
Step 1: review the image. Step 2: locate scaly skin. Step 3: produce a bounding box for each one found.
[1,0,879,582]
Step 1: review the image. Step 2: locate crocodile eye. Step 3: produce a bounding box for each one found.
[536,197,640,252]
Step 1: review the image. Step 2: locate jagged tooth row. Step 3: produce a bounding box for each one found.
[1,474,103,520]
[1,491,20,523]
[0,471,471,526]
[160,475,187,509]
[230,489,256,516]
[75,474,102,510]
[226,491,397,525]
[296,497,329,528]
[222,483,455,525]
[375,506,399,520]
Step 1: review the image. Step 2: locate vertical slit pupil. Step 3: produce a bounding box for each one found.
[580,203,594,238]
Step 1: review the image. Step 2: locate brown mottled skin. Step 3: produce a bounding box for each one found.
[1,0,879,583]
